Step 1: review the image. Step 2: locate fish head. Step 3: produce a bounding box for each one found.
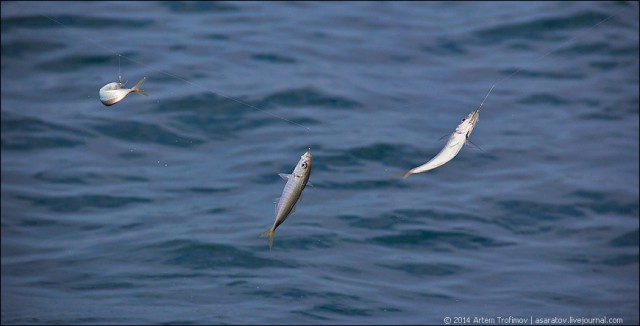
[455,108,480,138]
[293,148,312,176]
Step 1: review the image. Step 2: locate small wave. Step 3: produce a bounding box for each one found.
[420,38,468,55]
[317,179,407,190]
[474,11,612,44]
[155,239,292,269]
[251,53,297,64]
[608,230,639,248]
[601,254,639,266]
[1,113,93,151]
[342,209,486,230]
[154,92,321,137]
[517,93,570,105]
[1,40,65,58]
[14,194,152,213]
[261,233,336,251]
[260,87,361,109]
[378,262,467,277]
[90,120,205,147]
[492,200,586,235]
[184,187,232,194]
[1,14,153,32]
[498,68,584,80]
[290,291,386,320]
[371,229,511,250]
[2,136,84,151]
[155,92,257,114]
[567,190,639,216]
[322,143,420,169]
[33,170,148,185]
[38,51,137,72]
[159,1,240,13]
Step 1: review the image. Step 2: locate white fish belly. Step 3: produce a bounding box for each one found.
[410,134,465,174]
[274,177,305,227]
[100,89,131,106]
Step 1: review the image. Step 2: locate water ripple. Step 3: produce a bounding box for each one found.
[475,11,612,44]
[371,229,512,250]
[156,240,292,270]
[1,40,65,58]
[260,87,361,109]
[1,14,153,32]
[14,194,152,213]
[91,120,205,147]
[159,1,240,13]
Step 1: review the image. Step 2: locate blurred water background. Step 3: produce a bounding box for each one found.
[2,1,638,324]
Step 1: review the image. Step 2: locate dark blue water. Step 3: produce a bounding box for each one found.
[2,1,638,324]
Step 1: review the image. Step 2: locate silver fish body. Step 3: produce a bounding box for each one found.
[260,148,312,249]
[401,106,480,178]
[99,77,148,106]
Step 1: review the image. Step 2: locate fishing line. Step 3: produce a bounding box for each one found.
[490,11,617,89]
[40,14,311,131]
[479,84,495,109]
[390,8,622,115]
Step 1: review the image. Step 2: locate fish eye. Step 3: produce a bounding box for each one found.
[461,118,466,122]
[301,162,307,169]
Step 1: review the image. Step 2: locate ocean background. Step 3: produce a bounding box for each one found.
[2,1,638,324]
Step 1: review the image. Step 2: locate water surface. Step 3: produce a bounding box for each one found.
[2,1,639,324]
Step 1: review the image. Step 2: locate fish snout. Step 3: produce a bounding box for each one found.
[302,148,312,158]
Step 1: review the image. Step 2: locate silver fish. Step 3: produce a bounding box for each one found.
[260,148,312,249]
[99,76,148,106]
[400,86,493,178]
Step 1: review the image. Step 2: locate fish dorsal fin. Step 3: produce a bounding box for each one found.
[278,173,291,181]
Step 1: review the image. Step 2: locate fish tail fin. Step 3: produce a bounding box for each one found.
[259,228,275,250]
[393,171,411,180]
[132,77,148,96]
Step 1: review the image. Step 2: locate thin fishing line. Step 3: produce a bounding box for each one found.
[123,55,311,131]
[41,14,311,131]
[480,84,495,108]
[389,9,620,114]
[492,12,616,88]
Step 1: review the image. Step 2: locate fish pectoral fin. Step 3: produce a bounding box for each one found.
[465,140,484,152]
[278,173,291,181]
[273,199,280,215]
[306,181,314,188]
[438,134,450,142]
